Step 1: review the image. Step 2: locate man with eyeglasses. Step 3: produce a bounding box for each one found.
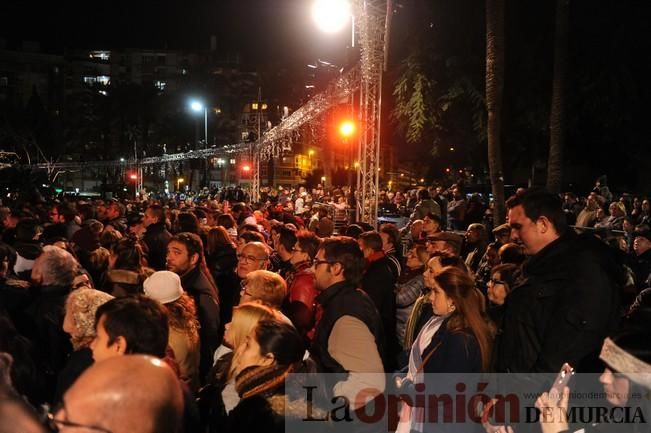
[49,355,183,433]
[235,241,270,280]
[286,230,321,342]
[309,237,386,412]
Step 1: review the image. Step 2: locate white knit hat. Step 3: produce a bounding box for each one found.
[143,271,184,304]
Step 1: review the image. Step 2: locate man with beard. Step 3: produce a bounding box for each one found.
[166,232,219,380]
[309,237,385,412]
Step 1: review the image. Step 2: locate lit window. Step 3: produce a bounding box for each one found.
[230,159,236,165]
[83,76,97,85]
[90,51,110,61]
[155,80,166,90]
[261,103,268,110]
[251,103,259,110]
[97,76,110,86]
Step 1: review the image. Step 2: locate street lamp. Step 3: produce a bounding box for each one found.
[128,173,138,200]
[189,100,208,148]
[190,99,209,187]
[312,0,351,33]
[338,119,356,187]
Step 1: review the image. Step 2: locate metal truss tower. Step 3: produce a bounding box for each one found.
[353,0,389,227]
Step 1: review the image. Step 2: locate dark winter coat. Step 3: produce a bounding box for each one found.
[54,347,93,403]
[421,318,482,374]
[180,265,220,381]
[494,233,622,374]
[206,244,238,325]
[362,255,399,369]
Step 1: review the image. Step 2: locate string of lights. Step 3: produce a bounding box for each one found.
[33,142,250,170]
[256,63,361,161]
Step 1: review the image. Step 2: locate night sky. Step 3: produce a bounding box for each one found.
[4,1,651,192]
[2,1,351,68]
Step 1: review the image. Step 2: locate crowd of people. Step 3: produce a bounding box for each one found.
[0,177,650,433]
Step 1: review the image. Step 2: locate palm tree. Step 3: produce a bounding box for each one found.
[546,0,570,193]
[485,0,506,224]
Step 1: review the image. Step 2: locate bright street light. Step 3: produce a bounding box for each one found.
[189,99,209,187]
[338,120,356,138]
[188,100,208,146]
[312,0,351,34]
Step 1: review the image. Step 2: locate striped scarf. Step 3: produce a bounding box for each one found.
[235,363,294,400]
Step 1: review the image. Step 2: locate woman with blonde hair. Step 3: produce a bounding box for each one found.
[199,302,280,433]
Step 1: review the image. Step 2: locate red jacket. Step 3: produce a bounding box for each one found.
[287,261,317,309]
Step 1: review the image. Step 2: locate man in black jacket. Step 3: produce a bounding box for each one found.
[358,231,399,370]
[143,204,172,271]
[495,190,622,374]
[166,232,220,381]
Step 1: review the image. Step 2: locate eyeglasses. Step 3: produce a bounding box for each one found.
[239,279,255,297]
[489,278,507,286]
[237,253,267,264]
[313,259,337,268]
[42,405,112,433]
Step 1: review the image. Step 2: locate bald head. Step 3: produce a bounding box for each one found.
[59,355,183,433]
